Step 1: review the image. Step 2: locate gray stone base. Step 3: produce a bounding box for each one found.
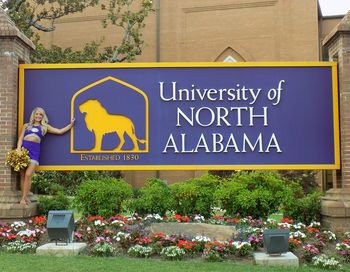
[0,190,38,219]
[149,222,236,241]
[36,243,87,256]
[254,252,299,268]
[321,189,350,232]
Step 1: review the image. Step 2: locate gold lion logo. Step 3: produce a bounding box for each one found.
[79,99,146,152]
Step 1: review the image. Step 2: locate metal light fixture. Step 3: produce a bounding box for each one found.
[47,210,74,245]
[263,229,289,256]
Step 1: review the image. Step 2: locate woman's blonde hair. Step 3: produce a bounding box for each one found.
[28,107,48,135]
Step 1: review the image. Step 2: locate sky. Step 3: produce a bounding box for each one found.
[319,0,350,16]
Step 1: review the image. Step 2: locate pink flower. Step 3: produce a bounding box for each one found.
[95,236,105,243]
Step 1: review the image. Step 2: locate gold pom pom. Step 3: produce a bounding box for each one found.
[5,148,30,171]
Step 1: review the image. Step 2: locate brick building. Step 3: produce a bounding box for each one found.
[2,0,350,229]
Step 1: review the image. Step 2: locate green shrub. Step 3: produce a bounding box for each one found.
[32,170,119,196]
[37,193,71,216]
[282,191,322,224]
[131,178,174,216]
[170,174,221,217]
[74,177,132,217]
[214,171,287,219]
[47,183,65,195]
[278,170,318,194]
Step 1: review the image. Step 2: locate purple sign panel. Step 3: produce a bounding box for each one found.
[19,62,339,170]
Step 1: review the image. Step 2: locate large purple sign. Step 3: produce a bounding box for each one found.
[19,62,339,170]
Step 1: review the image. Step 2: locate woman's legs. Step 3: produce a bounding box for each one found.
[20,170,25,195]
[20,163,36,205]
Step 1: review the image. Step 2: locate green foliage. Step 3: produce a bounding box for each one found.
[170,174,221,217]
[1,0,98,39]
[214,171,286,219]
[130,178,174,216]
[2,0,153,64]
[31,42,105,64]
[32,170,118,196]
[74,177,133,217]
[37,193,71,216]
[282,191,322,224]
[278,170,318,194]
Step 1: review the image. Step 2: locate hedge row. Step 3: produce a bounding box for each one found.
[38,171,322,224]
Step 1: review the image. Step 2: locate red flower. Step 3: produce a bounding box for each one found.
[152,233,165,241]
[281,218,294,223]
[21,236,35,243]
[87,215,104,222]
[181,216,189,222]
[175,214,182,221]
[177,240,195,250]
[307,227,320,233]
[7,234,17,240]
[136,236,152,245]
[212,241,223,247]
[288,238,302,247]
[175,214,190,222]
[30,216,47,226]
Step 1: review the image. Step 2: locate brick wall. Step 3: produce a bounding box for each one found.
[0,9,37,218]
[321,11,350,232]
[330,39,350,188]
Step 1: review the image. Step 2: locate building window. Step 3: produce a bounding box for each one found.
[223,55,237,62]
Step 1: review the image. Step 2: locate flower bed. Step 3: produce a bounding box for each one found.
[0,213,349,270]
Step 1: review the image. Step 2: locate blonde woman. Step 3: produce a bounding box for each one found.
[16,107,75,206]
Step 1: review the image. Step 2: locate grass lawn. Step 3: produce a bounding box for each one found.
[0,253,346,272]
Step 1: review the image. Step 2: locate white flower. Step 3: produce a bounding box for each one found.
[193,214,205,222]
[292,223,306,230]
[211,207,226,213]
[290,231,306,239]
[2,240,37,253]
[127,216,138,222]
[266,219,276,225]
[128,245,153,258]
[192,235,211,242]
[160,246,185,259]
[17,229,36,237]
[278,222,291,229]
[11,221,26,230]
[144,214,163,221]
[232,241,251,249]
[312,254,342,270]
[113,231,130,241]
[309,221,321,228]
[322,230,336,241]
[94,220,105,226]
[110,220,125,227]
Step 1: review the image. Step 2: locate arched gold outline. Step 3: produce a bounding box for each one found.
[70,76,149,153]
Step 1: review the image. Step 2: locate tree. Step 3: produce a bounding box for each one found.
[31,41,107,63]
[1,0,154,63]
[1,0,99,40]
